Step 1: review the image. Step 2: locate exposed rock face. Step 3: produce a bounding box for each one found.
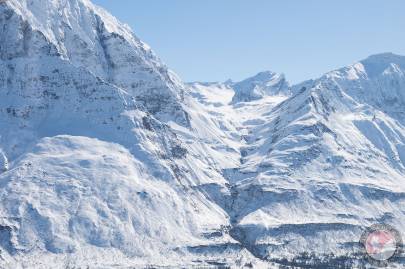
[0,0,189,125]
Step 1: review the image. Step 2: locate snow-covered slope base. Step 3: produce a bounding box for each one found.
[1,136,261,268]
[0,0,405,268]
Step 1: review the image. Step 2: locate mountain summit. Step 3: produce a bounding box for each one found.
[231,71,290,103]
[361,53,405,77]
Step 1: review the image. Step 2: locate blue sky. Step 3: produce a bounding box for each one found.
[93,0,405,84]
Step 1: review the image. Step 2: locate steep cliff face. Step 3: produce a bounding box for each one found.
[0,0,193,168]
[0,0,189,124]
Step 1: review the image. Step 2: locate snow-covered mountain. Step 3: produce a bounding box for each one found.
[187,57,405,267]
[0,0,240,267]
[0,0,404,268]
[214,53,405,266]
[231,71,290,103]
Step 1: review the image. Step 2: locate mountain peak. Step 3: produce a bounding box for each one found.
[363,52,404,61]
[360,52,405,77]
[231,71,290,103]
[249,70,278,79]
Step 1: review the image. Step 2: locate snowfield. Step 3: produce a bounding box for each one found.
[0,0,404,268]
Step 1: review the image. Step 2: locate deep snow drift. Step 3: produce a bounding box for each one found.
[0,0,404,268]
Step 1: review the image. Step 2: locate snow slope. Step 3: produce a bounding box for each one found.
[187,55,405,267]
[0,0,404,268]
